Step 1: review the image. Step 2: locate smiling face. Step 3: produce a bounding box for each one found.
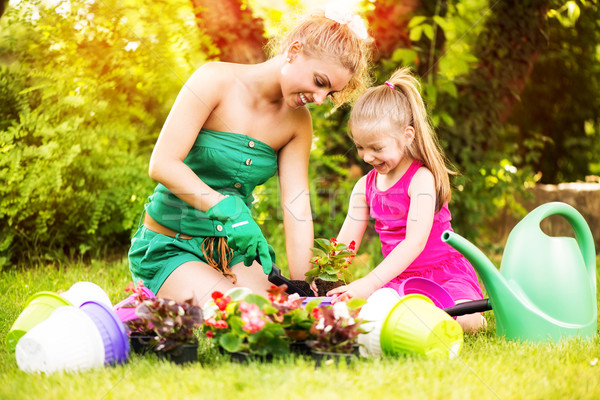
[352,122,415,176]
[280,45,353,109]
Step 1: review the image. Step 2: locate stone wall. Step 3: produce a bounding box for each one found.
[487,183,600,252]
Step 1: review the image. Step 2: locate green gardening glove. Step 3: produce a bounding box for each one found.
[205,196,273,274]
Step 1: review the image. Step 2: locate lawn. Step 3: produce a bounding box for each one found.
[1,256,600,400]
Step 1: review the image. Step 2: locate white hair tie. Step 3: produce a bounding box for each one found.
[324,2,369,40]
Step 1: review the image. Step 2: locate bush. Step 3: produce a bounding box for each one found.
[0,105,154,265]
[0,0,207,266]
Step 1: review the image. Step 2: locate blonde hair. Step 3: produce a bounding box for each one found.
[268,9,372,106]
[349,67,455,211]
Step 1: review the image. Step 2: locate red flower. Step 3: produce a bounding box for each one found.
[215,295,231,311]
[330,238,337,245]
[206,331,214,338]
[211,291,224,300]
[311,307,322,319]
[348,240,356,252]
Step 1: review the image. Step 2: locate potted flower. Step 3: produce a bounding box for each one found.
[119,282,158,354]
[202,289,290,361]
[122,282,204,364]
[264,285,317,354]
[305,238,356,296]
[306,298,367,367]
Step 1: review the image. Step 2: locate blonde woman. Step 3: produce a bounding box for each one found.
[329,67,486,332]
[128,4,372,305]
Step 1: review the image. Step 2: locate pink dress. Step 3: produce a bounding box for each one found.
[365,160,483,302]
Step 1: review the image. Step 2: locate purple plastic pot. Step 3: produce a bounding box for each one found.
[80,301,130,365]
[302,297,333,307]
[396,277,455,310]
[113,287,155,323]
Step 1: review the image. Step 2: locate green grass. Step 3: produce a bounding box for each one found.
[2,257,600,400]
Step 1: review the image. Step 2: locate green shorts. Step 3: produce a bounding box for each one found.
[128,225,245,295]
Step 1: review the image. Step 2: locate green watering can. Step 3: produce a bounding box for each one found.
[442,202,597,342]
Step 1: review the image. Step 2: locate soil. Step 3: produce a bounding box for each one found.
[290,280,313,296]
[314,279,344,297]
[289,279,345,297]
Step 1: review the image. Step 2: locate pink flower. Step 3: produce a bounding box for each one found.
[239,302,266,333]
[282,293,301,309]
[214,320,228,329]
[205,317,217,327]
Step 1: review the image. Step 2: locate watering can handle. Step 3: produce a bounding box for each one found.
[443,299,492,317]
[527,202,596,296]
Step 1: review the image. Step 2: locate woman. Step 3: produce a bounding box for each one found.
[128,4,372,305]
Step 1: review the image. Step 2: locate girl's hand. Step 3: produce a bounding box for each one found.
[327,276,379,300]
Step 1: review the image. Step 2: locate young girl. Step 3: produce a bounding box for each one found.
[128,4,372,306]
[328,67,486,332]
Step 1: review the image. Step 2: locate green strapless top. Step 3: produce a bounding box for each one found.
[145,129,278,237]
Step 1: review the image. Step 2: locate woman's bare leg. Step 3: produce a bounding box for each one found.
[157,260,272,306]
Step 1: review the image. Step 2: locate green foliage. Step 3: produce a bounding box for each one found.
[510,0,600,183]
[0,0,207,266]
[2,258,600,397]
[306,237,355,284]
[369,0,558,244]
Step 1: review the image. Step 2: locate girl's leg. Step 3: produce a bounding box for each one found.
[157,260,272,306]
[455,299,487,333]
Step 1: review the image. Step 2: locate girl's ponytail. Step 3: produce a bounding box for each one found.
[350,67,454,211]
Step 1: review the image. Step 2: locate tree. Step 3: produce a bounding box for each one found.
[191,0,268,63]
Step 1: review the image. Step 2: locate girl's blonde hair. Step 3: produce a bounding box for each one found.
[268,9,372,106]
[349,67,455,211]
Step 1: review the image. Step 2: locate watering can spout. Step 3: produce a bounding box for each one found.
[441,231,512,307]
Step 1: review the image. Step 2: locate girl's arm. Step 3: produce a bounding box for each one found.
[148,63,228,211]
[278,111,314,280]
[337,175,370,250]
[329,167,436,299]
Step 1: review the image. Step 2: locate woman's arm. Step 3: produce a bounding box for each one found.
[277,111,314,280]
[329,167,436,299]
[336,175,370,250]
[148,63,228,211]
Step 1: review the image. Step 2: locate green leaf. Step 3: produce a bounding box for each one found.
[315,238,331,249]
[422,24,434,41]
[409,25,423,42]
[242,294,270,308]
[228,315,245,332]
[440,112,455,127]
[347,298,367,310]
[392,48,418,66]
[319,273,340,282]
[408,16,426,29]
[432,15,448,31]
[567,1,580,23]
[310,248,327,258]
[324,266,338,274]
[305,298,323,313]
[220,332,243,352]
